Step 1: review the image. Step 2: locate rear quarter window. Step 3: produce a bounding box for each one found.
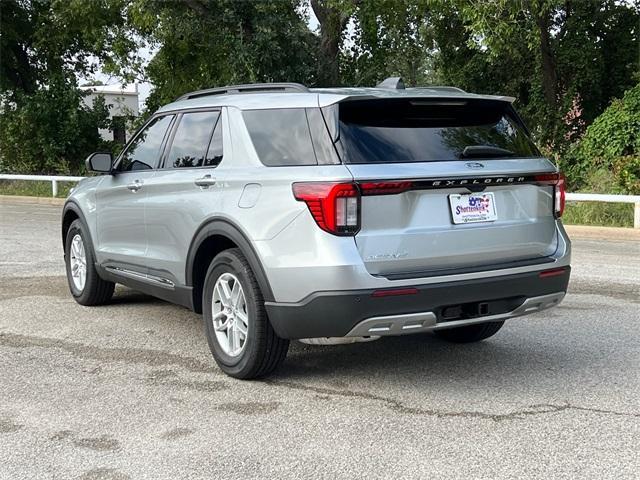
[242,108,338,166]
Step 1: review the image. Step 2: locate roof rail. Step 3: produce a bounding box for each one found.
[177,82,309,101]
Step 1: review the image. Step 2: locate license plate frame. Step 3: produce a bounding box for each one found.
[448,192,498,225]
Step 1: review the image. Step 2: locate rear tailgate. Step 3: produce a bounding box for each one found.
[347,160,559,277]
[333,97,561,277]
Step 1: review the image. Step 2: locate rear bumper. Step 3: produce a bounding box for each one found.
[265,267,570,339]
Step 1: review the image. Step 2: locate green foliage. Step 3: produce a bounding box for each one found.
[129,0,318,110]
[0,0,134,174]
[340,0,435,86]
[562,83,640,193]
[448,0,639,150]
[0,82,111,174]
[0,0,638,199]
[0,0,135,98]
[0,180,76,198]
[559,168,634,227]
[563,201,634,228]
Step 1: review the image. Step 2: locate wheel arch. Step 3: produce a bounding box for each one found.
[186,218,274,313]
[62,201,94,253]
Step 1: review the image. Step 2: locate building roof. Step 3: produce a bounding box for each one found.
[79,84,139,97]
[157,86,515,113]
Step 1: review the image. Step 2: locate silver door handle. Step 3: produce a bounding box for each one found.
[194,175,216,187]
[127,180,143,192]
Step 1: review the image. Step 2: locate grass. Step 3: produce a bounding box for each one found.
[563,201,634,228]
[0,179,635,227]
[0,179,77,198]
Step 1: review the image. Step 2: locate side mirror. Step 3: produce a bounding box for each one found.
[85,152,113,173]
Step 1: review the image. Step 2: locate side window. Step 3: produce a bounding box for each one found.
[117,115,173,172]
[165,111,219,169]
[242,109,317,166]
[204,117,223,167]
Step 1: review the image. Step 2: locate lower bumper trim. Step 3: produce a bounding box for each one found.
[345,292,565,337]
[265,267,571,339]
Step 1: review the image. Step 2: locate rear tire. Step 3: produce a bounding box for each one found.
[434,321,504,343]
[64,219,115,306]
[203,248,289,379]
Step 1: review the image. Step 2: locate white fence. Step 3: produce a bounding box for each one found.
[1,174,639,228]
[0,174,85,198]
[565,193,640,229]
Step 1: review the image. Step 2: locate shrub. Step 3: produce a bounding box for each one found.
[0,81,112,175]
[562,83,640,194]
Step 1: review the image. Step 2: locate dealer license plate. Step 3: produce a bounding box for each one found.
[449,192,498,224]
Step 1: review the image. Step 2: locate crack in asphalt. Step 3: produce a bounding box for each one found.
[0,332,214,373]
[2,331,638,423]
[264,379,640,422]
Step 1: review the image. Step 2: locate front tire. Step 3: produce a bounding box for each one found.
[64,219,114,306]
[434,321,505,343]
[203,248,289,379]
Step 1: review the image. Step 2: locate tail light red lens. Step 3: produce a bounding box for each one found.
[292,180,416,235]
[535,172,566,218]
[292,182,360,235]
[359,181,414,196]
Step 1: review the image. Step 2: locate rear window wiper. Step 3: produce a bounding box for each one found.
[460,145,516,158]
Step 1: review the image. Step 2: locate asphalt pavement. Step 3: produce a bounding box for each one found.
[0,199,638,480]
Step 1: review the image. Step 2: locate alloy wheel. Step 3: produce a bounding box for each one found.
[69,234,87,291]
[211,272,249,357]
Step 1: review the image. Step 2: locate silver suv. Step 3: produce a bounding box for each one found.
[62,79,571,379]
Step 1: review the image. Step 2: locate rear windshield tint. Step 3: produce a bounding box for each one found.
[338,99,541,163]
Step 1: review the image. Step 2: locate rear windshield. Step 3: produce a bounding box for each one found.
[338,99,540,163]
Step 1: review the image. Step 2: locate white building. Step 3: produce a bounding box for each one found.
[79,84,139,144]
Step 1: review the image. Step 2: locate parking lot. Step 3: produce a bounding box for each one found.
[1,199,639,479]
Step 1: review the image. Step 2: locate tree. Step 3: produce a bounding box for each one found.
[457,0,640,148]
[310,0,359,86]
[128,0,318,110]
[0,82,111,174]
[0,0,136,99]
[0,0,139,173]
[341,0,436,87]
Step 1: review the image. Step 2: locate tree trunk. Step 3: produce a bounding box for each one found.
[535,9,558,108]
[310,0,349,86]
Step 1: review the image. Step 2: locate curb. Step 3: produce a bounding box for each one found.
[0,195,65,206]
[564,224,640,241]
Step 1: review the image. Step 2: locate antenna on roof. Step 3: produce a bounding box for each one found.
[376,77,405,90]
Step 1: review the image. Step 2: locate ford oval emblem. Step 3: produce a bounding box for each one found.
[465,162,485,169]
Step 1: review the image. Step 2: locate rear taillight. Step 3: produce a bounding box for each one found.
[293,180,417,235]
[535,172,566,218]
[292,182,360,235]
[359,181,414,196]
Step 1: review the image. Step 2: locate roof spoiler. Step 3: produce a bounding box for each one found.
[376,77,468,95]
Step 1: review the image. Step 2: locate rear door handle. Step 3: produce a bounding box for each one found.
[127,179,143,192]
[195,174,216,188]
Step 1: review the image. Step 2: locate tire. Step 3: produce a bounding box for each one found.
[203,248,289,379]
[434,321,505,343]
[64,219,115,306]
